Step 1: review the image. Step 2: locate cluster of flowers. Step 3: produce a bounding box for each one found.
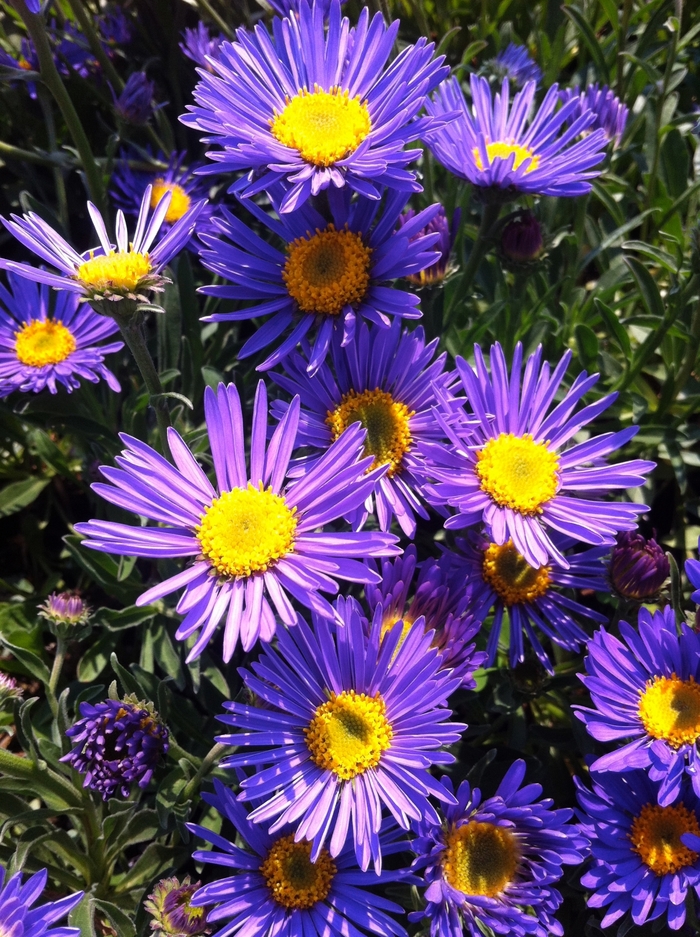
[0,0,694,935]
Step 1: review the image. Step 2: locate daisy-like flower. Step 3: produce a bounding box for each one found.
[188,779,408,937]
[181,0,449,212]
[559,83,629,148]
[0,866,82,937]
[269,320,454,535]
[216,597,464,871]
[425,75,608,199]
[575,606,700,806]
[365,545,487,687]
[397,204,460,287]
[448,531,608,672]
[577,769,700,931]
[0,186,205,305]
[410,760,587,937]
[111,149,215,245]
[198,190,442,373]
[179,22,223,71]
[420,342,654,569]
[75,381,399,660]
[0,274,122,396]
[488,42,542,88]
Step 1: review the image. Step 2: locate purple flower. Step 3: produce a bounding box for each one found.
[61,695,169,799]
[420,342,654,569]
[0,186,205,305]
[188,779,409,937]
[197,189,442,373]
[365,545,487,687]
[398,204,460,286]
[75,381,399,661]
[266,0,343,16]
[426,75,608,199]
[447,531,608,672]
[269,320,456,535]
[215,598,464,871]
[577,769,700,931]
[38,591,91,626]
[181,0,449,212]
[687,545,700,603]
[115,72,156,124]
[559,83,628,147]
[179,22,223,71]
[145,876,210,936]
[410,760,587,937]
[0,866,82,937]
[499,210,544,264]
[575,606,700,806]
[0,274,122,396]
[0,672,23,706]
[609,529,669,599]
[99,7,132,49]
[489,42,542,88]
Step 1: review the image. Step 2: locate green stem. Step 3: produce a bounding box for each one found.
[46,632,67,719]
[613,294,682,393]
[195,0,233,39]
[0,747,83,807]
[110,311,172,456]
[616,0,633,99]
[37,87,68,230]
[0,138,66,167]
[443,202,501,331]
[673,300,700,399]
[179,742,229,802]
[65,0,122,91]
[10,0,106,213]
[642,23,678,242]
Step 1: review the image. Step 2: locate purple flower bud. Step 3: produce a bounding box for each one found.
[38,591,91,626]
[115,72,156,125]
[61,695,169,799]
[500,211,544,264]
[0,671,23,706]
[489,42,542,88]
[610,530,670,600]
[398,204,460,286]
[145,877,210,937]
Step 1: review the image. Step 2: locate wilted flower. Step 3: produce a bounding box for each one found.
[398,205,460,286]
[145,876,210,936]
[609,530,669,599]
[499,211,544,266]
[0,672,22,707]
[115,72,156,125]
[61,695,169,799]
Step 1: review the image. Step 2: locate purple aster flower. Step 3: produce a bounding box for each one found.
[269,320,455,535]
[75,381,399,660]
[397,204,460,286]
[145,876,210,936]
[0,274,122,396]
[0,866,82,937]
[52,20,98,80]
[181,0,449,213]
[215,597,464,871]
[115,71,156,124]
[198,189,442,373]
[489,42,542,88]
[575,606,700,806]
[425,75,608,199]
[576,769,700,931]
[0,186,205,305]
[187,779,409,937]
[687,546,700,603]
[61,694,169,799]
[110,149,215,247]
[420,342,654,569]
[38,590,91,626]
[0,40,40,98]
[99,7,132,49]
[365,545,487,687]
[447,531,608,672]
[410,760,587,937]
[499,210,544,264]
[559,83,628,148]
[609,529,669,599]
[0,672,23,706]
[179,22,223,71]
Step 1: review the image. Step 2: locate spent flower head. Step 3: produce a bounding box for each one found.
[145,877,210,937]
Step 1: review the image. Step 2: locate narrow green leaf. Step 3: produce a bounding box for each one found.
[574,324,599,370]
[562,5,610,83]
[0,478,50,518]
[595,298,631,358]
[623,256,665,319]
[622,240,678,271]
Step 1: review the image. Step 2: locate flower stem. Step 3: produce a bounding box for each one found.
[179,742,229,802]
[443,201,501,331]
[47,632,67,719]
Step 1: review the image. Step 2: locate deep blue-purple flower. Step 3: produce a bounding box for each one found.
[181,0,449,212]
[411,760,587,937]
[61,695,169,799]
[397,204,459,286]
[609,529,669,599]
[560,83,628,147]
[489,42,542,88]
[686,535,700,602]
[115,72,156,124]
[180,22,223,70]
[575,605,700,806]
[0,866,82,937]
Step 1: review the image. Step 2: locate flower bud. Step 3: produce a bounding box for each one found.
[610,530,670,600]
[0,672,23,709]
[145,877,210,936]
[399,205,459,286]
[38,591,91,639]
[499,211,544,265]
[115,72,156,124]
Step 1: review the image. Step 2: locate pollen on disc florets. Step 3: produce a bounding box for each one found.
[638,674,700,749]
[76,250,165,302]
[305,690,393,780]
[474,141,540,173]
[150,180,192,223]
[260,835,336,910]
[482,540,551,605]
[326,388,413,475]
[442,821,520,897]
[475,433,560,515]
[630,802,700,875]
[14,319,77,367]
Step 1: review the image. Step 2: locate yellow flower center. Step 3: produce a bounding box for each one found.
[305,690,393,780]
[260,835,336,909]
[638,675,700,749]
[326,388,413,475]
[195,484,297,579]
[482,540,551,605]
[77,251,152,292]
[476,434,560,515]
[14,320,76,368]
[150,180,192,223]
[442,821,519,897]
[283,225,372,317]
[270,86,371,166]
[473,141,540,173]
[630,803,700,876]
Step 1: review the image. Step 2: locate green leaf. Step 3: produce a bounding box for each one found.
[77,632,118,682]
[109,652,147,698]
[0,478,50,518]
[595,299,631,358]
[113,842,187,894]
[69,895,97,937]
[623,256,665,319]
[99,605,157,632]
[574,324,599,370]
[93,900,137,937]
[561,5,610,83]
[660,128,690,199]
[1,641,51,686]
[622,240,678,272]
[597,0,618,28]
